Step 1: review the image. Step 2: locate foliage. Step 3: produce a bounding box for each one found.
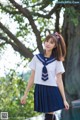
[0,70,39,120]
[0,1,80,120]
[65,7,79,26]
[0,0,57,57]
[0,0,80,57]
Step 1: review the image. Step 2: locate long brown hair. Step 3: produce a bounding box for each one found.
[44,33,66,61]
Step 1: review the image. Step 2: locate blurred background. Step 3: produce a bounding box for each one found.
[0,0,80,120]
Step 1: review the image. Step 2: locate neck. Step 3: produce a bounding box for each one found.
[45,51,52,57]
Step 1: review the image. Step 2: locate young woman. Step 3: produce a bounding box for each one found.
[20,32,69,120]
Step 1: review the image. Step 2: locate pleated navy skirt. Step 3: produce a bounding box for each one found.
[34,84,65,113]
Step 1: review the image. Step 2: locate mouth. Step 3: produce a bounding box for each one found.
[46,46,50,48]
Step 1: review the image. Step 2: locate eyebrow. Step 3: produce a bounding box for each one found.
[48,38,55,43]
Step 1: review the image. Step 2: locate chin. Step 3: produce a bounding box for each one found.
[45,49,52,52]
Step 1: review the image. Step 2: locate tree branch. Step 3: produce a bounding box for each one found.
[32,12,52,19]
[8,0,43,53]
[39,0,52,10]
[0,34,19,51]
[55,8,61,32]
[35,3,80,19]
[0,22,33,58]
[28,2,42,8]
[32,4,62,19]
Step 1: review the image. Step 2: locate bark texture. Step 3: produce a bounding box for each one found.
[61,10,80,120]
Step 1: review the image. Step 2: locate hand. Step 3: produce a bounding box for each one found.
[20,95,27,104]
[64,100,69,110]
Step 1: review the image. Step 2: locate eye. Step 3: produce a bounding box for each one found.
[50,41,54,44]
[50,41,53,44]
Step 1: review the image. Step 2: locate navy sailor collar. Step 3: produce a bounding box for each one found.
[36,53,56,65]
[36,53,56,81]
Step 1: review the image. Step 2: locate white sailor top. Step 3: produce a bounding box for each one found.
[29,53,65,86]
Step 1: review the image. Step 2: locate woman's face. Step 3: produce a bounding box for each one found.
[44,38,56,52]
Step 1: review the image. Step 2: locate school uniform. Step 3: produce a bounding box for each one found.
[29,53,65,113]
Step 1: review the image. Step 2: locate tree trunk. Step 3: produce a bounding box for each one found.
[61,9,80,120]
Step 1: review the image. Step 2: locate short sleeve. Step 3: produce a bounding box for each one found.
[28,56,36,70]
[55,61,65,74]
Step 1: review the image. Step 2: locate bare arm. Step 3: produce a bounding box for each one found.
[56,73,66,101]
[56,73,69,110]
[21,70,35,104]
[24,70,35,96]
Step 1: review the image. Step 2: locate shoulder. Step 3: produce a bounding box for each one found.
[55,60,64,66]
[56,60,63,63]
[36,53,42,57]
[34,53,40,58]
[32,53,41,60]
[34,53,43,59]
